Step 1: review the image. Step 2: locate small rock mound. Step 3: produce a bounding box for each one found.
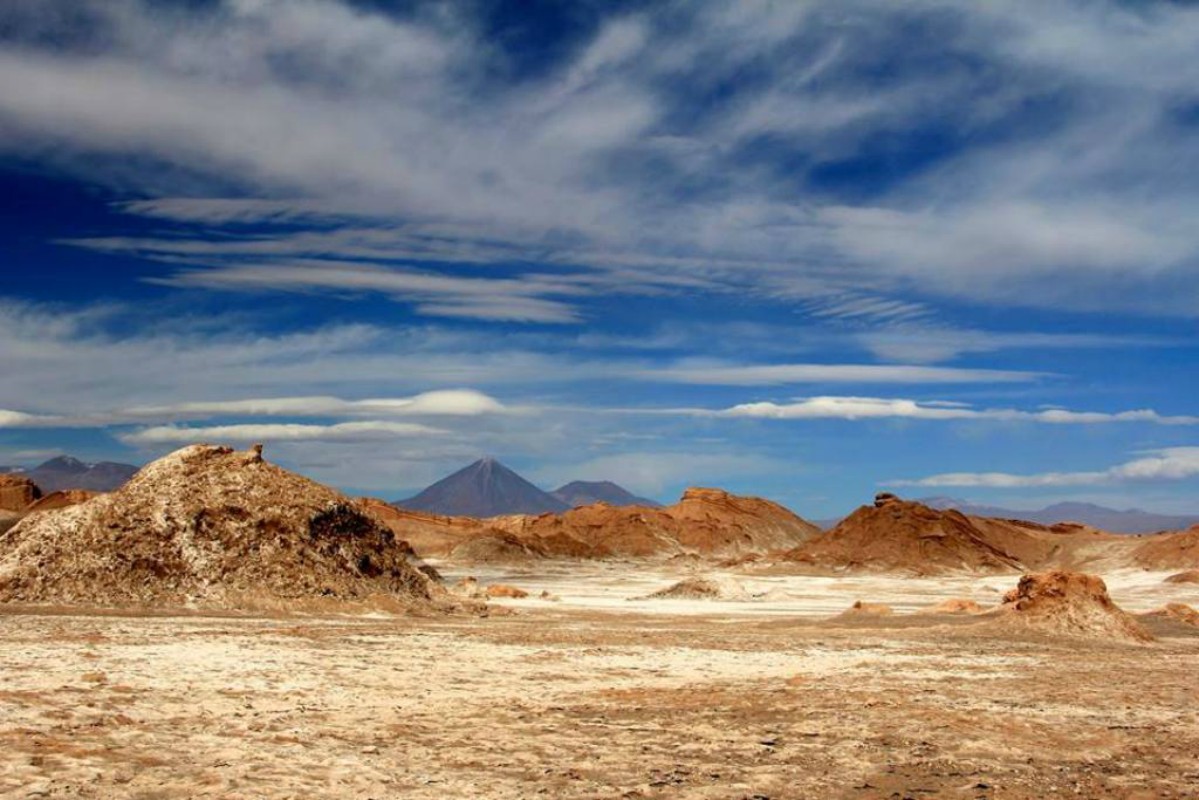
[0,474,41,512]
[837,600,894,617]
[1163,569,1199,585]
[485,584,529,599]
[925,598,985,614]
[641,576,753,601]
[1141,603,1199,628]
[0,444,438,611]
[989,571,1152,643]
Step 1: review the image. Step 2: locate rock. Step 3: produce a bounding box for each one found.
[0,474,41,512]
[925,598,985,614]
[25,489,100,513]
[640,576,753,601]
[484,584,529,599]
[837,600,894,617]
[988,570,1153,643]
[1141,602,1199,628]
[1163,569,1199,584]
[449,576,486,599]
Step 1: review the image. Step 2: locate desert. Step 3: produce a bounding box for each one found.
[2,447,1199,798]
[4,3,1199,798]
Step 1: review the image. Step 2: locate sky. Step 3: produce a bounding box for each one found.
[0,0,1197,516]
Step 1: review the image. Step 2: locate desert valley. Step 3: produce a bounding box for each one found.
[1,445,1197,799]
[4,2,1199,798]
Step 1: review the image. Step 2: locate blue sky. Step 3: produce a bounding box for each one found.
[1,0,1197,515]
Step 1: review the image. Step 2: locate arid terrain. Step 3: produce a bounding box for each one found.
[3,447,1199,798]
[2,566,1198,799]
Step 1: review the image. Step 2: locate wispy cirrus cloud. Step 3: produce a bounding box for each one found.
[1,0,1197,316]
[119,420,446,445]
[640,364,1042,386]
[891,447,1199,488]
[121,390,506,421]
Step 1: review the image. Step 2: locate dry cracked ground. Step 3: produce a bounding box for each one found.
[2,570,1198,799]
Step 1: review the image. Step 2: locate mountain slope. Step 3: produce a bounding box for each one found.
[552,480,661,508]
[920,496,1199,534]
[16,456,140,493]
[398,458,569,517]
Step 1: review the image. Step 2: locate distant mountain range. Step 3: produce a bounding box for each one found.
[551,480,661,509]
[919,496,1199,534]
[397,458,659,517]
[2,456,139,493]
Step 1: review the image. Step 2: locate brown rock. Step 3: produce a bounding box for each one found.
[485,584,529,599]
[925,598,985,614]
[0,474,41,512]
[839,600,894,616]
[989,570,1153,643]
[1164,569,1199,584]
[1141,602,1199,628]
[25,490,99,513]
[1133,526,1199,570]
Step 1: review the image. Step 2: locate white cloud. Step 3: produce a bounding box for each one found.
[120,420,444,445]
[0,1,1197,316]
[892,447,1199,488]
[720,396,1199,425]
[121,389,506,420]
[643,364,1041,386]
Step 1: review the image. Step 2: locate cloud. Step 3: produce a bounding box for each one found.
[121,390,506,420]
[719,396,1199,425]
[0,409,45,427]
[0,1,1197,316]
[147,262,584,324]
[643,364,1041,386]
[120,420,445,445]
[892,447,1199,488]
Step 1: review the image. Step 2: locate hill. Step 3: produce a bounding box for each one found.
[552,480,661,508]
[476,487,822,560]
[0,444,439,611]
[398,458,570,517]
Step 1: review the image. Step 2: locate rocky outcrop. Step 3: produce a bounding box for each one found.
[1133,526,1199,570]
[640,576,753,601]
[784,496,1039,575]
[986,571,1152,643]
[25,490,100,513]
[0,445,440,611]
[0,475,41,512]
[483,487,820,561]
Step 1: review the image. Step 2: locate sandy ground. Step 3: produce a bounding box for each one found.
[2,568,1198,799]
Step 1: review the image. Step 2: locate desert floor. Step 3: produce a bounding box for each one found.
[2,567,1198,799]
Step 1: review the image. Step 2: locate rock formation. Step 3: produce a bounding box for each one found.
[1133,526,1199,570]
[486,488,820,561]
[25,489,100,513]
[0,445,439,611]
[641,576,753,601]
[0,474,41,512]
[987,571,1153,643]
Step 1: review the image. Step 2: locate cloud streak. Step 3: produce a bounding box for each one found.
[891,447,1199,488]
[718,397,1199,425]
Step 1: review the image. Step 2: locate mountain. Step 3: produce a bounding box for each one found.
[7,456,140,493]
[398,458,570,518]
[920,496,1199,534]
[551,480,661,508]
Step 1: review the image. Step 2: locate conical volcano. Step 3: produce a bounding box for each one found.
[399,458,569,517]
